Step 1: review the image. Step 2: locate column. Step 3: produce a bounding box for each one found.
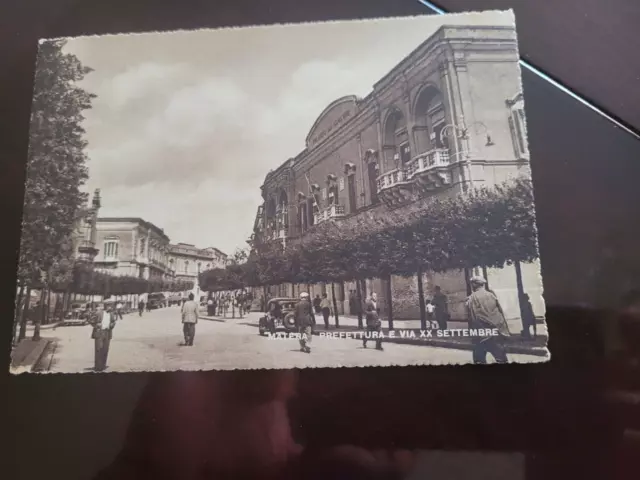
[400,82,418,158]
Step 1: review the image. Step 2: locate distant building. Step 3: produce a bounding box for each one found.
[94,218,172,279]
[71,189,102,263]
[168,243,227,283]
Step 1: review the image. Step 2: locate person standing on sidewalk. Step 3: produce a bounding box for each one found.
[115,301,124,320]
[181,293,199,346]
[138,296,145,317]
[466,276,510,364]
[320,293,332,330]
[425,299,436,325]
[92,302,118,372]
[313,294,322,316]
[362,292,383,351]
[520,292,536,339]
[294,292,314,354]
[433,286,449,330]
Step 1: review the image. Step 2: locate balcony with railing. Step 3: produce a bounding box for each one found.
[407,148,453,191]
[314,204,346,225]
[375,167,413,206]
[376,148,454,206]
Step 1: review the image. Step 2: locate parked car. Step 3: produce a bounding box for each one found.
[167,295,182,306]
[147,293,167,309]
[64,302,91,325]
[258,297,298,336]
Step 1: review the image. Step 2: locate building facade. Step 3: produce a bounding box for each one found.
[168,243,227,283]
[94,218,172,279]
[251,25,543,323]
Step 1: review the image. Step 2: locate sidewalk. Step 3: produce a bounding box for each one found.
[317,315,549,357]
[10,337,52,373]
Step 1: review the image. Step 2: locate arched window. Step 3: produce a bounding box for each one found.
[277,190,288,230]
[413,85,446,153]
[184,260,189,273]
[383,108,409,169]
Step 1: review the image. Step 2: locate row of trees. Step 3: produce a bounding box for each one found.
[14,39,97,344]
[200,176,539,328]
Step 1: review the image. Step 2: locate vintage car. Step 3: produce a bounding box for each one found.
[258,297,298,336]
[147,292,167,310]
[64,302,91,325]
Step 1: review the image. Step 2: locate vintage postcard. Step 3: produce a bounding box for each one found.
[11,10,549,374]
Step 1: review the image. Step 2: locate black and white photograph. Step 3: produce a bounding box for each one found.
[10,9,549,374]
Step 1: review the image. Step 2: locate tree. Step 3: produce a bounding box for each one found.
[196,177,540,318]
[16,39,95,338]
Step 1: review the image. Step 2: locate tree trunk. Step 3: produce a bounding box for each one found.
[33,288,46,341]
[13,284,25,346]
[355,279,363,329]
[417,268,427,330]
[45,287,52,325]
[514,260,526,325]
[331,282,339,328]
[482,265,489,290]
[262,285,268,312]
[464,268,472,296]
[18,285,32,341]
[385,274,394,330]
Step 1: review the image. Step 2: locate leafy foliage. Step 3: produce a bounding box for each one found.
[55,262,194,295]
[199,177,540,290]
[18,39,95,285]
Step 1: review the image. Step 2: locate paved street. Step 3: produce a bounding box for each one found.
[43,307,544,373]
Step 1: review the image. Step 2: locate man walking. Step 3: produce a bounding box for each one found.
[466,276,510,364]
[115,301,124,320]
[137,297,145,317]
[92,302,118,372]
[363,292,383,350]
[181,293,199,346]
[294,292,314,353]
[320,293,332,330]
[433,286,449,330]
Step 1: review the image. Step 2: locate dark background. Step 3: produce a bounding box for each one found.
[2,1,640,479]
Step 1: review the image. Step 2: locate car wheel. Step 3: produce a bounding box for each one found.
[283,313,296,330]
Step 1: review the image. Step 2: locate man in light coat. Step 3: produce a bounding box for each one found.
[363,292,383,350]
[466,276,510,364]
[91,302,118,372]
[181,293,199,346]
[294,292,315,353]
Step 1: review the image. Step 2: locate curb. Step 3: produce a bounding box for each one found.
[10,339,52,374]
[31,340,53,372]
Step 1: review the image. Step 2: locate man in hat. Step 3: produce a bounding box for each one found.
[294,292,315,353]
[91,301,118,372]
[466,275,510,364]
[363,292,383,351]
[181,293,199,346]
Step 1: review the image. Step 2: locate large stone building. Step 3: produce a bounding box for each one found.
[93,218,172,279]
[168,243,227,283]
[250,25,543,323]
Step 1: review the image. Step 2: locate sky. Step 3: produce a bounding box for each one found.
[58,10,514,256]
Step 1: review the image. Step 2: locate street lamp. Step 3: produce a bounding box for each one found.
[439,117,495,192]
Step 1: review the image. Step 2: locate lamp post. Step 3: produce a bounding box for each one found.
[439,116,494,193]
